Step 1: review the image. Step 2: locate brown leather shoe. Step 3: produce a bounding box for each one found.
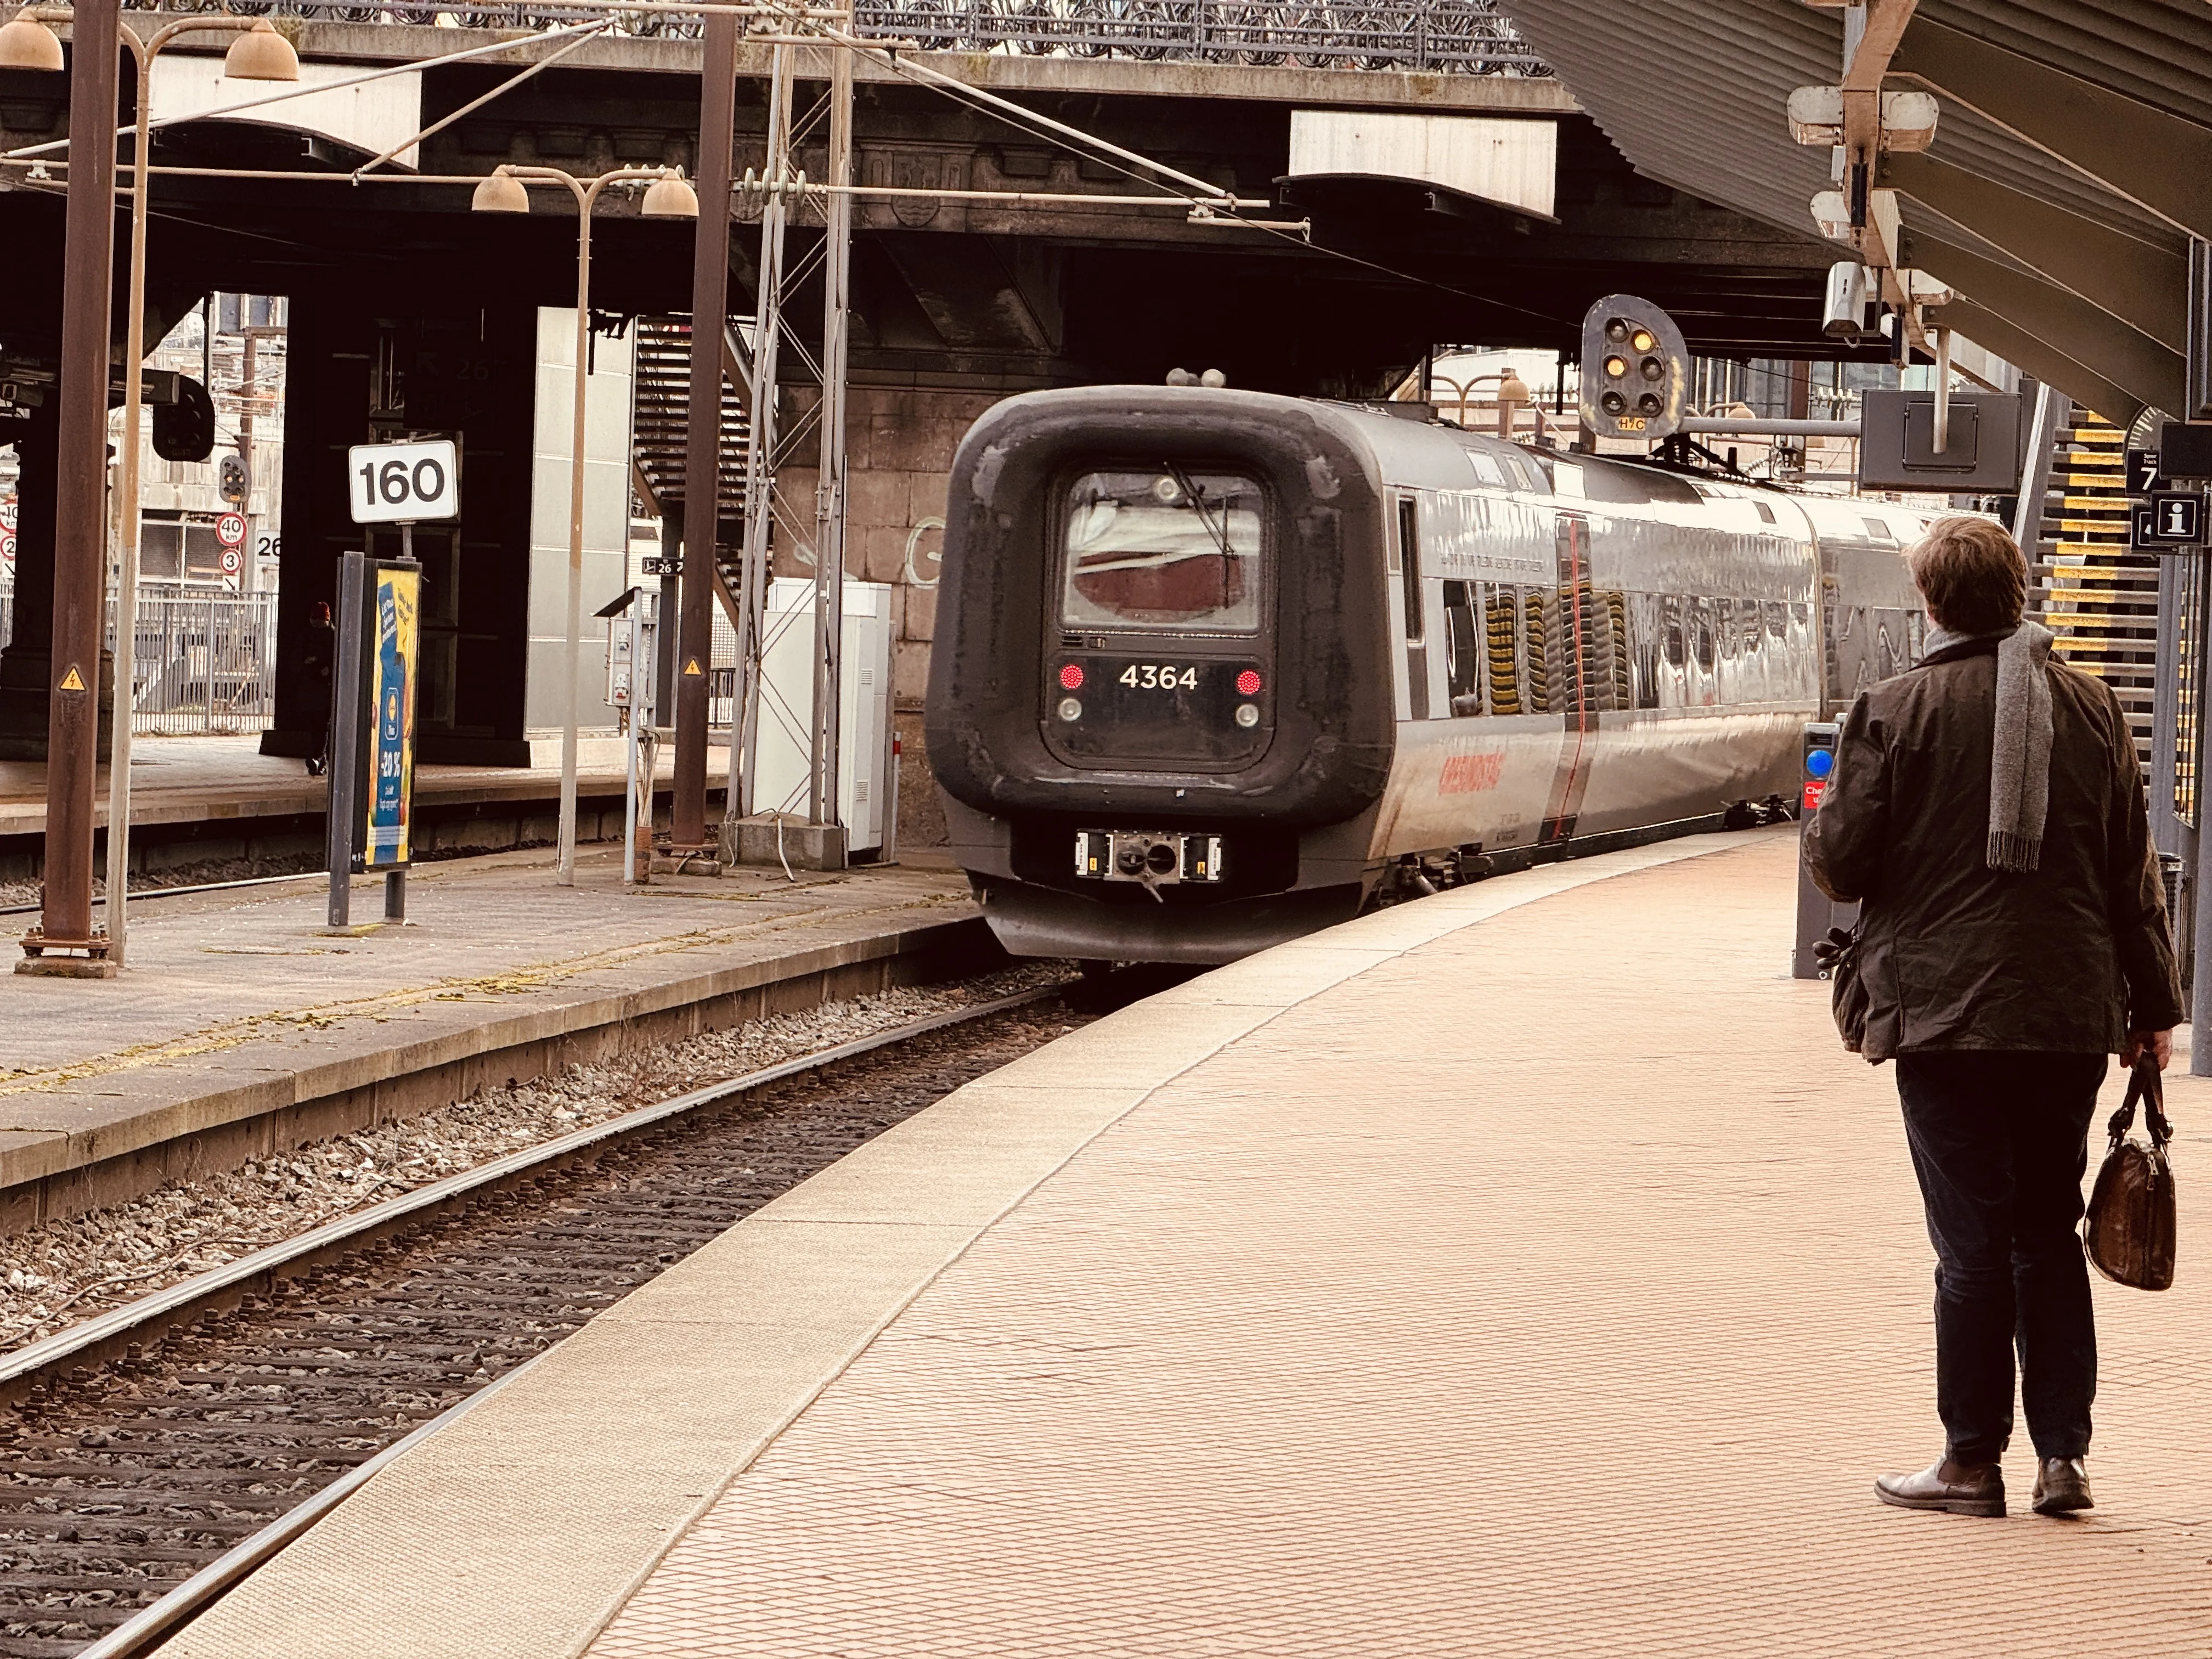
[2032,1457,2093,1516]
[1875,1456,2006,1517]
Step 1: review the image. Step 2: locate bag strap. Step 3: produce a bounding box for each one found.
[2106,1056,2172,1150]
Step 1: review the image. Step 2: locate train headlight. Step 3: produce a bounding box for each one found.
[1057,696,1082,721]
[1059,662,1084,690]
[1235,668,1262,695]
[1234,703,1260,728]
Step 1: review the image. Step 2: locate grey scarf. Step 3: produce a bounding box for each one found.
[1926,619,2054,873]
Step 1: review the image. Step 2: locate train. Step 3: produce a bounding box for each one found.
[924,385,1932,964]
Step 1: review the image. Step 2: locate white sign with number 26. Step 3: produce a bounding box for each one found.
[347,439,460,524]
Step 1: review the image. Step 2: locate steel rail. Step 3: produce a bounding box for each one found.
[0,982,1060,1395]
[27,979,1062,1658]
[0,869,325,918]
[72,1353,550,1659]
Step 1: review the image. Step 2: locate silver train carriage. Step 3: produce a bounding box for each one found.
[924,386,1931,964]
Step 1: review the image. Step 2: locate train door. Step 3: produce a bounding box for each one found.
[1539,512,1596,845]
[1395,496,1429,720]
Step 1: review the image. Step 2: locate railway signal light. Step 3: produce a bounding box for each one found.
[1578,295,1689,444]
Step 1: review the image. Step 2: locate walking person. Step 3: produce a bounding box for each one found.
[1804,515,2182,1519]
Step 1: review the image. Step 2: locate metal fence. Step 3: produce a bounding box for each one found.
[129,0,1545,73]
[0,585,279,735]
[123,592,282,735]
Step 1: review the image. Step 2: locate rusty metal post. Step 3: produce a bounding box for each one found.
[22,0,121,974]
[673,12,739,852]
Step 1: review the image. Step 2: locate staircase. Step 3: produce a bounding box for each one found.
[2023,402,2158,770]
[630,317,750,623]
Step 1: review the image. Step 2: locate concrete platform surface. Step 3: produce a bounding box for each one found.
[0,734,727,839]
[157,826,2212,1657]
[0,850,981,1222]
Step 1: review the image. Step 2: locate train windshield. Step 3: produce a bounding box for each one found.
[1061,469,1262,631]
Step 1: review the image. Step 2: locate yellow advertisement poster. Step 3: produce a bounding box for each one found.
[362,563,420,868]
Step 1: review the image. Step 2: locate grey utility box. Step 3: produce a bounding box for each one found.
[1858,391,2025,492]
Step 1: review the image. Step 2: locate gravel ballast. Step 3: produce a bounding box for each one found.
[0,964,1068,1353]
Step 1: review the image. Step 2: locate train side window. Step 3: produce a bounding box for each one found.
[1398,498,1424,643]
[1753,500,1776,524]
[1442,580,1482,714]
[1397,496,1430,719]
[1662,595,1686,670]
[1691,598,1717,673]
[1466,452,1505,488]
[1595,588,1630,710]
[1485,588,1523,714]
[1525,589,1559,714]
[1629,593,1662,709]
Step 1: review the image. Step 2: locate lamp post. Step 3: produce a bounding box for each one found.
[471,162,698,886]
[0,8,297,969]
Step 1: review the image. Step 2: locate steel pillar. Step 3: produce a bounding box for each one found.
[727,44,793,830]
[808,46,853,828]
[673,12,740,851]
[25,0,121,967]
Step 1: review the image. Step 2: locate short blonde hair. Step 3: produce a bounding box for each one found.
[1909,515,2026,634]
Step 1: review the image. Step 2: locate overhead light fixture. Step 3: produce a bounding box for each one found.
[470,170,530,214]
[222,19,300,82]
[639,173,699,218]
[0,8,63,72]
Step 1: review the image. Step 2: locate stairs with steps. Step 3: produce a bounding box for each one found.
[2024,405,2158,772]
[631,316,750,626]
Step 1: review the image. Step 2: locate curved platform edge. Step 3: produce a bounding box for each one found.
[159,826,1789,1659]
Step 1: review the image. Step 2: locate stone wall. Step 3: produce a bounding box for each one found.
[770,383,1018,850]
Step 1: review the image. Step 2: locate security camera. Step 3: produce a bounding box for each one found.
[1823,261,1869,339]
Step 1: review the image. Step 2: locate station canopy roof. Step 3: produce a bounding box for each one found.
[1503,0,2212,428]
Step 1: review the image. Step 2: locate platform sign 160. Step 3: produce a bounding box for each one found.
[347,439,460,524]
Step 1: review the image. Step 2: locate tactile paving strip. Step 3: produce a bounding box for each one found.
[588,838,2212,1657]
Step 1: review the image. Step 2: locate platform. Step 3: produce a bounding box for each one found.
[160,827,2212,1658]
[0,848,989,1228]
[0,735,730,880]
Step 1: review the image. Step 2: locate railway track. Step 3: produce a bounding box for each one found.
[0,986,1092,1659]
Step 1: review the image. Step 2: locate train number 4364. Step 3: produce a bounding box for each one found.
[1120,664,1199,690]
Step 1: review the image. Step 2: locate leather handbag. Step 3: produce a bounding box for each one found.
[1813,925,1869,1054]
[2084,1057,2177,1292]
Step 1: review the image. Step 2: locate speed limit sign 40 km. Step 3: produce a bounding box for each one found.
[347,439,460,524]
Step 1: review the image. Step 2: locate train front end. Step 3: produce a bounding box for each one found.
[926,387,1395,963]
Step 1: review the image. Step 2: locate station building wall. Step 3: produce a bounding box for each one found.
[769,383,1013,851]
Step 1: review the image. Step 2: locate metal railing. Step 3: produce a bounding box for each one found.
[129,0,1547,73]
[119,593,281,736]
[0,585,279,735]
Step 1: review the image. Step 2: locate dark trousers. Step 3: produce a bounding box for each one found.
[1894,1050,2107,1464]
